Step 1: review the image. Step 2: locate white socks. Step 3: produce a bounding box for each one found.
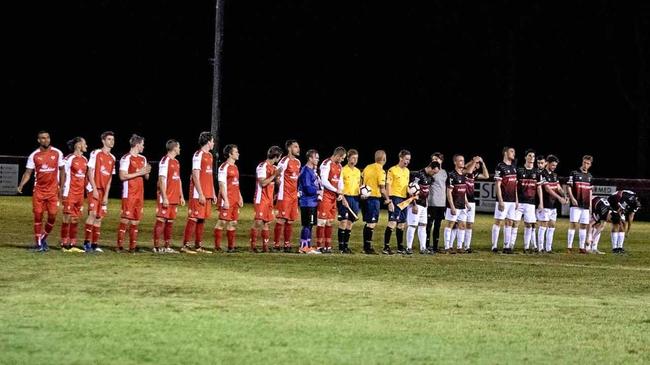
[538,226,547,251]
[504,226,512,249]
[456,230,465,250]
[406,226,416,250]
[578,229,587,250]
[417,226,427,251]
[567,229,575,249]
[524,227,532,250]
[546,227,555,251]
[510,227,518,249]
[444,227,452,249]
[464,229,473,250]
[491,225,501,250]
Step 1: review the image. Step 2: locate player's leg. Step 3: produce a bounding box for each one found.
[362,198,379,254]
[567,207,579,252]
[405,206,418,254]
[464,202,476,252]
[443,208,457,253]
[492,201,508,252]
[578,209,590,253]
[546,209,557,252]
[456,211,467,252]
[536,208,548,253]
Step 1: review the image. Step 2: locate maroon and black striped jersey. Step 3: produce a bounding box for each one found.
[465,170,479,203]
[494,162,517,202]
[446,170,467,209]
[568,169,593,209]
[517,166,544,205]
[607,190,640,215]
[541,169,561,208]
[591,196,613,224]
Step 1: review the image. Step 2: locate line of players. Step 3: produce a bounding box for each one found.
[18,131,640,255]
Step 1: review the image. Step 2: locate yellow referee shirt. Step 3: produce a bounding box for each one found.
[340,165,361,196]
[386,165,409,198]
[361,163,386,198]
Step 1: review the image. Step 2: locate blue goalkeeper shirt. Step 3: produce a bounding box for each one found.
[299,165,320,208]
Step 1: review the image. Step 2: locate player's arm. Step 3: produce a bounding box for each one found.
[566,173,578,206]
[259,168,279,187]
[588,186,593,215]
[544,184,565,204]
[217,166,229,209]
[143,157,151,180]
[626,212,635,234]
[385,170,394,211]
[537,184,544,210]
[158,160,169,206]
[319,163,337,193]
[463,157,477,174]
[478,158,489,179]
[17,168,34,193]
[119,162,148,181]
[446,185,456,214]
[58,165,66,200]
[495,179,504,211]
[179,174,186,206]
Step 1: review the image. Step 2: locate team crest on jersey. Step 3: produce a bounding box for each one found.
[50,156,55,160]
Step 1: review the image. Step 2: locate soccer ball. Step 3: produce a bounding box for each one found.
[360,184,372,198]
[407,182,420,196]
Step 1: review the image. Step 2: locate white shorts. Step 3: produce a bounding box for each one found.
[466,202,476,223]
[569,207,590,224]
[406,204,428,226]
[516,203,537,223]
[537,208,557,222]
[445,208,468,222]
[494,202,517,220]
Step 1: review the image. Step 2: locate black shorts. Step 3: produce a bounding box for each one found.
[300,206,317,227]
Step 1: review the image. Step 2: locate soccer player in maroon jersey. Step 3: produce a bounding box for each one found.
[213,144,244,253]
[566,155,593,254]
[537,155,567,253]
[17,131,65,251]
[588,196,622,254]
[250,146,283,252]
[153,140,185,253]
[444,155,469,253]
[462,156,489,252]
[512,149,544,253]
[491,147,518,254]
[607,190,640,253]
[116,134,151,253]
[60,137,88,253]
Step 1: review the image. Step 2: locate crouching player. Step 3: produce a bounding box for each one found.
[588,196,622,254]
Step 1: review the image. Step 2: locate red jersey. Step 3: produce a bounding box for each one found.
[87,149,116,191]
[217,162,240,205]
[190,150,215,199]
[120,153,147,199]
[26,147,64,197]
[158,155,181,204]
[63,154,88,199]
[254,160,276,204]
[319,158,342,198]
[277,156,301,200]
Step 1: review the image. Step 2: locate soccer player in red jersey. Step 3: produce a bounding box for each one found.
[213,144,244,252]
[250,146,283,252]
[316,146,346,253]
[17,131,65,251]
[274,140,301,252]
[116,134,151,252]
[60,137,88,253]
[182,131,216,254]
[83,131,116,252]
[153,139,185,253]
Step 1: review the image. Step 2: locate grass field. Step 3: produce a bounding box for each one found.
[0,196,648,364]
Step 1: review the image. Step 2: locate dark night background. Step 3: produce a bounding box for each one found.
[4,1,649,199]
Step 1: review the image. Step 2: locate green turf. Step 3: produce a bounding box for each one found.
[0,196,648,364]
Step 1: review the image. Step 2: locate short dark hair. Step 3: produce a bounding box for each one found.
[101,131,114,140]
[223,144,238,157]
[399,149,411,159]
[285,139,298,151]
[166,139,179,152]
[198,131,213,147]
[347,149,358,158]
[525,148,536,156]
[429,161,441,170]
[502,146,513,155]
[536,155,546,161]
[129,134,144,147]
[306,149,318,159]
[37,130,49,137]
[583,155,593,162]
[67,137,83,151]
[267,146,283,160]
[333,146,346,157]
[431,152,444,161]
[546,154,559,164]
[452,154,464,162]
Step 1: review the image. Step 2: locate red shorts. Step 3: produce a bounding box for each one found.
[121,197,144,221]
[33,194,58,216]
[275,197,299,221]
[188,198,212,220]
[87,189,108,219]
[317,193,337,220]
[218,204,240,221]
[254,200,274,222]
[63,195,84,218]
[156,202,178,220]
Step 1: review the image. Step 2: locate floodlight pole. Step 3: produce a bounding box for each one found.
[210,0,225,166]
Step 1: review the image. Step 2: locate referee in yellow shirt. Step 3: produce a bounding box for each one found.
[384,149,411,254]
[337,149,361,253]
[360,150,389,254]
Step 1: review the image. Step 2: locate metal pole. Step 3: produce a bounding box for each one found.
[210,0,225,166]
